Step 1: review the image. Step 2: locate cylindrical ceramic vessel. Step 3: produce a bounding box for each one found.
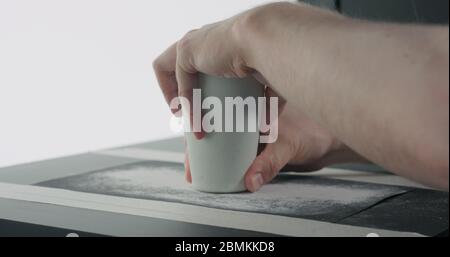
[186,74,264,193]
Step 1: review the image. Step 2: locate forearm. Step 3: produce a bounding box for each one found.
[238,3,449,189]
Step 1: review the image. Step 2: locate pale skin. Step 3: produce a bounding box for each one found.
[153,2,449,192]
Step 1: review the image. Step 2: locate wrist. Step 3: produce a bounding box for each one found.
[326,140,370,165]
[231,2,296,69]
[232,2,348,73]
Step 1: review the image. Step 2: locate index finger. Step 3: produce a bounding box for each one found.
[153,43,179,114]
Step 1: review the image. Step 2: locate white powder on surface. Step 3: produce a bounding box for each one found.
[39,161,407,221]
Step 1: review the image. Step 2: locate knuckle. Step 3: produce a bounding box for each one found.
[152,58,162,71]
[176,39,196,72]
[177,31,195,54]
[231,56,250,78]
[177,38,190,55]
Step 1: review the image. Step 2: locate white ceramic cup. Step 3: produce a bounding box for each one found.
[185,74,264,193]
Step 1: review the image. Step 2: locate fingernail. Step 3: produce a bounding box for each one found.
[173,109,182,118]
[250,173,264,192]
[194,131,205,140]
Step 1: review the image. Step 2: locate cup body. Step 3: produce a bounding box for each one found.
[186,74,264,193]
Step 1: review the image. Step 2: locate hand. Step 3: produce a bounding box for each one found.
[153,2,366,192]
[153,3,299,128]
[153,2,342,112]
[184,104,368,192]
[152,9,252,117]
[154,2,449,191]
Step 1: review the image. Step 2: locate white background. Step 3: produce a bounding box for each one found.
[0,0,270,168]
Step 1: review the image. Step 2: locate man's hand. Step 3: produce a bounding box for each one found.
[154,1,449,190]
[185,104,367,192]
[153,7,256,125]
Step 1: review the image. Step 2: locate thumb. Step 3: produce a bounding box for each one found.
[244,138,294,192]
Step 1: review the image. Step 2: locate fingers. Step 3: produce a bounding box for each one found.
[253,72,287,114]
[245,138,294,192]
[153,43,179,114]
[183,137,192,183]
[176,33,205,140]
[185,151,192,183]
[258,86,285,144]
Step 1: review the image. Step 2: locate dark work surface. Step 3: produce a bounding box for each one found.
[340,189,449,236]
[37,161,409,223]
[0,219,105,237]
[0,198,275,237]
[0,138,447,236]
[110,138,450,236]
[0,218,273,238]
[1,190,447,237]
[36,160,449,236]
